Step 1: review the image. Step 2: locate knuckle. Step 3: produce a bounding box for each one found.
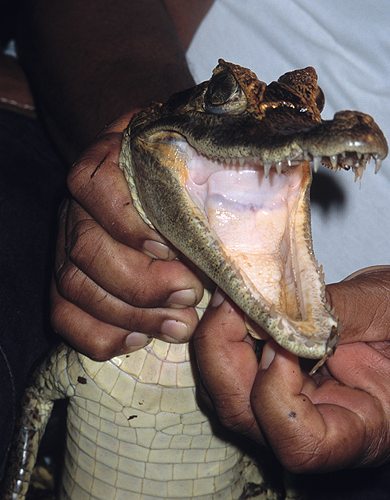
[123,274,168,308]
[124,308,147,333]
[126,282,150,306]
[214,394,257,437]
[67,156,95,196]
[51,303,119,362]
[86,336,119,362]
[68,219,103,266]
[67,134,121,198]
[277,437,328,473]
[56,262,82,298]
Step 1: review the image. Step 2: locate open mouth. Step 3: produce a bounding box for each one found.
[121,56,388,361]
[152,130,383,346]
[185,143,308,322]
[130,131,344,358]
[177,137,332,334]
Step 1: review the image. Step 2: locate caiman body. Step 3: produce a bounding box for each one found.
[3,61,387,499]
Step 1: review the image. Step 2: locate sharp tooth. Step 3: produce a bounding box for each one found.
[320,281,326,300]
[313,156,321,173]
[375,157,382,174]
[264,162,271,178]
[353,166,364,182]
[276,161,283,175]
[318,264,325,280]
[239,158,245,167]
[287,158,292,167]
[330,155,338,169]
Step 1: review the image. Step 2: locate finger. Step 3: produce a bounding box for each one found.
[193,291,263,442]
[54,199,202,355]
[51,280,200,360]
[253,344,383,471]
[61,201,203,308]
[67,129,174,256]
[51,283,149,360]
[53,265,199,341]
[327,267,390,344]
[326,342,390,413]
[343,264,390,281]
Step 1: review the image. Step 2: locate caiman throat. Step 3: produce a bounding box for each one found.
[120,60,388,359]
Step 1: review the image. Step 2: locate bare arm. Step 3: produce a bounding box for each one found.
[16,0,197,160]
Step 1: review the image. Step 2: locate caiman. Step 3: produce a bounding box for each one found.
[2,60,387,499]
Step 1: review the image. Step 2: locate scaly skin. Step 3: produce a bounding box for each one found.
[4,293,274,499]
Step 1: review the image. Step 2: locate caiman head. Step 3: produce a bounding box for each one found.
[120,59,388,360]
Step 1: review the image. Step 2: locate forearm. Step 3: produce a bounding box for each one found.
[15,0,195,161]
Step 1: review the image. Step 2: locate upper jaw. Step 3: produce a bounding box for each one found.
[142,107,388,175]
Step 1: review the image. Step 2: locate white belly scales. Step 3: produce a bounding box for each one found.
[45,292,267,499]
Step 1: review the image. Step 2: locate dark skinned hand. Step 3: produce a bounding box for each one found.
[194,266,390,472]
[51,113,203,361]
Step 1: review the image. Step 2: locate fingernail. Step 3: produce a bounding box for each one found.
[211,288,225,308]
[161,319,189,341]
[124,332,152,351]
[167,289,197,307]
[143,240,176,260]
[260,342,276,370]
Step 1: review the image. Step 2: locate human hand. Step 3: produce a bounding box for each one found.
[51,113,203,360]
[194,266,390,472]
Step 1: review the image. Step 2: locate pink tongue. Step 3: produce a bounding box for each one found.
[205,169,291,253]
[206,169,290,210]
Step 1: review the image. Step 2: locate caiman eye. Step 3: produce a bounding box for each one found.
[316,86,325,112]
[204,71,247,114]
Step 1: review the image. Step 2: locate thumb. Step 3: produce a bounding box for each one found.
[326,266,390,344]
